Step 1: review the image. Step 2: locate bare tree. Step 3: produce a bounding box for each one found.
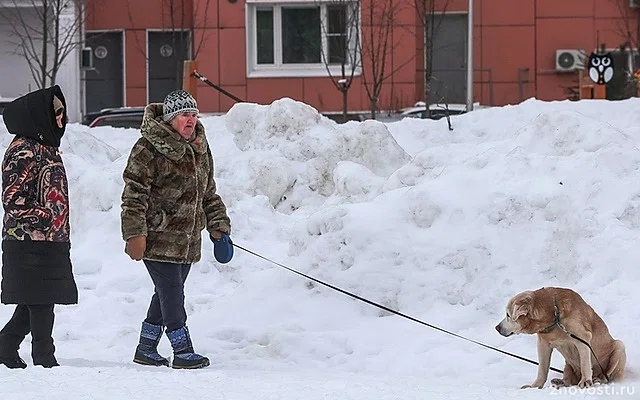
[609,0,640,98]
[612,0,640,70]
[359,0,393,120]
[1,0,90,89]
[318,0,361,123]
[413,0,452,119]
[360,0,415,119]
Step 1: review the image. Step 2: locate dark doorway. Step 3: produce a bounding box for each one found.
[148,31,190,102]
[85,32,124,113]
[427,14,468,104]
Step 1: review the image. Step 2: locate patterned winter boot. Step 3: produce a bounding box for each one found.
[133,322,170,367]
[166,326,210,369]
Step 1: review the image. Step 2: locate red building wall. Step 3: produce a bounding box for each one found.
[475,0,633,105]
[85,0,637,113]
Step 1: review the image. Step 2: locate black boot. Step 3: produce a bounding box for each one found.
[32,338,58,368]
[0,305,29,369]
[0,336,27,369]
[133,322,170,367]
[0,355,27,369]
[166,326,210,369]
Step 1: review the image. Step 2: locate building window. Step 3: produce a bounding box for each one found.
[256,8,274,64]
[282,7,321,64]
[246,0,361,78]
[327,5,347,64]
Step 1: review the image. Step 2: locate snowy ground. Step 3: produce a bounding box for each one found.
[0,97,639,399]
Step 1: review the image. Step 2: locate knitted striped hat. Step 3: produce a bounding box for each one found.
[162,90,199,122]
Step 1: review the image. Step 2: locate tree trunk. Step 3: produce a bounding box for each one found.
[342,88,348,123]
[370,97,378,120]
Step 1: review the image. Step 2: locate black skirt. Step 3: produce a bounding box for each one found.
[1,240,78,305]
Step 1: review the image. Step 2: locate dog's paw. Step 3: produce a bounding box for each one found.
[550,378,566,388]
[520,382,544,389]
[578,379,593,388]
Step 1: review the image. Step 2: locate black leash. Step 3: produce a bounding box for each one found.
[544,300,610,383]
[233,243,563,374]
[192,71,245,103]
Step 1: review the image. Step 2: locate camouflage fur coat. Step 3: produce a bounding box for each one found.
[120,104,231,264]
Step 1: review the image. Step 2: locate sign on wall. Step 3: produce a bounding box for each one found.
[587,52,615,85]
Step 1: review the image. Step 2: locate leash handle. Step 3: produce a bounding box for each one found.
[232,242,564,374]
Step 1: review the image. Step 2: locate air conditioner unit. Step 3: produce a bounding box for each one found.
[631,0,640,8]
[555,49,585,72]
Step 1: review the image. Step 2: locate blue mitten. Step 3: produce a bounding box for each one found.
[211,232,233,264]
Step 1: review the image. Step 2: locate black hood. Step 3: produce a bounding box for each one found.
[3,85,66,147]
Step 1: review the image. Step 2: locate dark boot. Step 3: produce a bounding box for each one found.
[0,355,27,369]
[0,335,28,369]
[133,322,170,367]
[32,338,58,368]
[29,305,57,368]
[0,305,29,369]
[166,326,210,369]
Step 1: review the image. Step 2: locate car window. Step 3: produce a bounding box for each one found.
[90,115,143,129]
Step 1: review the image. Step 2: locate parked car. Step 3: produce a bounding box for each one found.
[322,111,368,123]
[83,107,146,129]
[399,102,476,120]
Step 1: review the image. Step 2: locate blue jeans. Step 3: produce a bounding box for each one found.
[143,260,191,332]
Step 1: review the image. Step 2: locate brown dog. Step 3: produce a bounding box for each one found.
[495,287,626,389]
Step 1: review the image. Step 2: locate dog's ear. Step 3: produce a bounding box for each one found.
[512,293,533,320]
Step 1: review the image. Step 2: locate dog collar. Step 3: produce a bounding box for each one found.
[539,299,561,333]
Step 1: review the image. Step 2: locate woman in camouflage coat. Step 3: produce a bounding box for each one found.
[121,90,231,369]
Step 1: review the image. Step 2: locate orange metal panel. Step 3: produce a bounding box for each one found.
[488,82,529,105]
[247,78,304,106]
[126,87,148,107]
[218,0,245,28]
[481,26,535,82]
[125,30,147,88]
[219,28,247,86]
[536,0,595,18]
[219,85,248,111]
[593,18,635,49]
[536,74,579,102]
[480,0,534,26]
[374,82,418,111]
[390,26,420,84]
[192,29,220,83]
[437,0,469,13]
[301,77,364,112]
[536,18,594,73]
[196,83,221,111]
[595,0,634,19]
[193,0,220,29]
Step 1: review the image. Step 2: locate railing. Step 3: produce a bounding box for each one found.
[518,68,530,102]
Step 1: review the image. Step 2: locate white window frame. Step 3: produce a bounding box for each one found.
[245,0,361,78]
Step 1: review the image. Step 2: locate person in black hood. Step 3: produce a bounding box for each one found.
[0,85,78,369]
